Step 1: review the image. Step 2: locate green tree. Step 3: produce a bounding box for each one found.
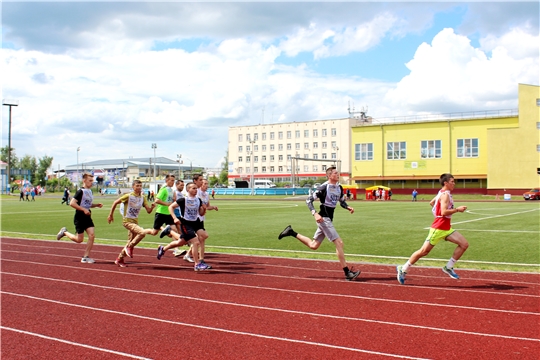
[37,156,54,186]
[219,150,229,185]
[19,155,38,183]
[0,145,18,170]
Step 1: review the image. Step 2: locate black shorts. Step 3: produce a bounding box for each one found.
[74,212,95,234]
[153,213,175,230]
[194,219,205,232]
[179,220,198,241]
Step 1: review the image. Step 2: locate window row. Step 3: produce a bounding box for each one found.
[236,164,328,174]
[239,141,338,152]
[238,153,337,162]
[355,138,479,160]
[238,128,337,142]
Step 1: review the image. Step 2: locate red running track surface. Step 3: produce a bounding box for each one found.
[2,238,539,359]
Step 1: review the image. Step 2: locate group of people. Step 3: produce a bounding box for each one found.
[57,173,218,271]
[56,168,470,284]
[19,187,39,201]
[279,169,469,283]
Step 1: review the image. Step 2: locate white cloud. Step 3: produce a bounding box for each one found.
[386,28,539,113]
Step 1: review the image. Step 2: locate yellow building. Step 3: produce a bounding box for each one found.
[351,84,539,195]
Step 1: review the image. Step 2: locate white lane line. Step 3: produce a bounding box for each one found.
[453,208,539,226]
[2,257,539,300]
[1,326,152,359]
[4,270,539,319]
[2,291,429,360]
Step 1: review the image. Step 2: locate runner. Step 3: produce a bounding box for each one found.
[156,182,210,271]
[107,179,156,267]
[149,174,176,237]
[277,166,360,281]
[56,173,103,263]
[396,173,469,285]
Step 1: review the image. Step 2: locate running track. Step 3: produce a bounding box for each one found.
[2,238,538,359]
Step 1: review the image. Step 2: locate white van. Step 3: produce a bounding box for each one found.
[254,180,277,188]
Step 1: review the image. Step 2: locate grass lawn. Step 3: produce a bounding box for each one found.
[1,194,538,272]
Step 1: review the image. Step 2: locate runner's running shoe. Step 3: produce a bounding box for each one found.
[56,227,67,240]
[396,266,406,285]
[157,245,165,260]
[442,266,460,280]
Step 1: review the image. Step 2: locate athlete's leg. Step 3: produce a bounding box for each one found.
[445,231,469,261]
[83,227,95,258]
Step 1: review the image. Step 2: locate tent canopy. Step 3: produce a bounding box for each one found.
[365,185,391,191]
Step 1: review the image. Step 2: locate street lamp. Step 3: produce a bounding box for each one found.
[3,99,18,193]
[249,140,256,195]
[151,143,157,191]
[76,147,81,188]
[177,154,182,179]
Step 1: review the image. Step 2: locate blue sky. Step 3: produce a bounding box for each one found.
[1,1,538,170]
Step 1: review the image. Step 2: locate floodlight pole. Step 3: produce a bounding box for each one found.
[249,140,256,195]
[152,143,157,192]
[3,99,19,193]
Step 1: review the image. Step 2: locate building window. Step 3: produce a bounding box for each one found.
[287,165,291,172]
[457,138,478,158]
[254,167,258,172]
[278,144,283,151]
[270,132,275,140]
[421,140,442,159]
[262,166,266,172]
[313,165,318,172]
[287,154,292,160]
[304,142,309,149]
[262,145,266,151]
[304,154,309,159]
[262,155,266,162]
[279,155,283,161]
[238,134,243,142]
[331,141,337,149]
[246,134,251,141]
[279,131,283,139]
[254,156,259,162]
[287,143,292,150]
[331,153,337,159]
[313,154,318,159]
[313,129,318,137]
[304,165,309,172]
[387,142,406,160]
[322,165,327,171]
[537,99,540,106]
[313,142,318,149]
[270,144,275,151]
[331,128,337,136]
[238,156,243,162]
[287,131,291,139]
[278,166,283,172]
[322,129,327,137]
[246,156,251,162]
[237,167,242,174]
[322,141,327,149]
[254,145,258,152]
[270,155,274,161]
[254,133,258,141]
[262,133,266,140]
[270,166,274,172]
[304,130,309,138]
[322,153,327,159]
[355,143,373,161]
[238,146,243,152]
[246,167,250,173]
[246,145,251,152]
[536,122,540,129]
[295,143,300,150]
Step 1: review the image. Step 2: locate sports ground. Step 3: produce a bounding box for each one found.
[1,196,539,358]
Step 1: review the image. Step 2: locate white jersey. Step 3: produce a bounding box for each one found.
[79,189,93,210]
[197,188,209,221]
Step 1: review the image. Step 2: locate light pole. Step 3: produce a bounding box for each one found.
[151,143,157,192]
[249,140,256,195]
[76,147,80,188]
[177,154,182,179]
[3,99,18,193]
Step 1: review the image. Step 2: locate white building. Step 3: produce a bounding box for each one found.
[228,118,356,185]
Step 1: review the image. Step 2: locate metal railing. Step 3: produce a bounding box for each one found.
[368,109,518,125]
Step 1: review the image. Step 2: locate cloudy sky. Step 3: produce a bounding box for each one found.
[1,1,538,171]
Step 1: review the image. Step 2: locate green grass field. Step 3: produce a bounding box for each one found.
[1,194,539,272]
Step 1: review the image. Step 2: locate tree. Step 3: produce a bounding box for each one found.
[219,150,229,185]
[37,156,54,186]
[19,155,38,183]
[0,145,18,170]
